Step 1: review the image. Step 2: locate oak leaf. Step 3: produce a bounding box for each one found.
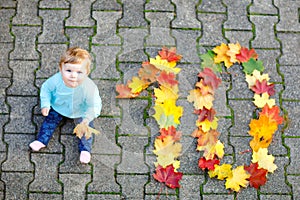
[213,43,233,68]
[242,58,264,75]
[236,47,258,63]
[208,163,232,180]
[158,47,182,62]
[225,166,250,192]
[200,50,223,72]
[244,162,268,189]
[198,157,220,171]
[116,84,139,98]
[153,165,183,189]
[253,92,275,108]
[251,79,275,96]
[198,68,222,90]
[252,148,277,173]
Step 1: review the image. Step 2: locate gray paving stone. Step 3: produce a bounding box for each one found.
[88,194,122,200]
[93,0,121,11]
[267,126,287,156]
[7,60,38,95]
[59,173,91,200]
[277,33,300,66]
[5,96,37,133]
[171,0,201,29]
[177,64,201,98]
[29,153,62,192]
[65,0,95,27]
[274,0,300,32]
[144,118,159,154]
[214,84,231,116]
[117,136,148,173]
[172,29,201,63]
[203,177,232,193]
[179,175,204,200]
[2,172,33,200]
[197,0,226,13]
[0,9,14,42]
[251,16,280,48]
[66,28,94,50]
[2,134,34,171]
[0,0,16,7]
[249,0,277,14]
[225,30,253,47]
[285,138,300,175]
[12,0,41,25]
[39,0,69,8]
[0,42,13,78]
[230,136,252,166]
[145,12,175,46]
[281,66,300,100]
[91,45,121,79]
[117,99,149,136]
[92,11,122,45]
[217,118,233,154]
[198,13,227,46]
[282,101,300,137]
[145,194,177,200]
[236,187,257,200]
[118,0,147,27]
[177,99,199,136]
[38,9,69,43]
[287,175,300,200]
[223,0,252,30]
[93,118,121,154]
[0,78,10,113]
[202,194,235,200]
[88,154,120,193]
[117,174,148,199]
[0,116,9,151]
[29,193,62,200]
[36,44,66,78]
[260,194,292,200]
[145,0,174,11]
[118,28,148,62]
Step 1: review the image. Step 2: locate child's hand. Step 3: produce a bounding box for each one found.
[41,108,50,116]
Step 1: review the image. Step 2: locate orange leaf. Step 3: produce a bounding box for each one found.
[158,47,182,62]
[116,84,139,98]
[213,43,233,68]
[138,62,160,83]
[157,70,178,87]
[260,105,283,125]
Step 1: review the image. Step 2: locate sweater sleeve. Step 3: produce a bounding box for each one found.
[40,74,57,109]
[84,81,102,122]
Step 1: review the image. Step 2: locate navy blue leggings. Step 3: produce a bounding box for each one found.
[37,108,94,152]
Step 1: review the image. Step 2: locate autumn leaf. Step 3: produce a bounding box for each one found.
[245,70,270,88]
[187,88,214,110]
[200,50,223,72]
[236,47,258,63]
[198,68,222,90]
[154,85,179,103]
[253,92,275,108]
[251,79,275,96]
[158,47,182,62]
[242,58,264,75]
[213,43,233,68]
[196,117,218,132]
[157,70,178,87]
[194,108,216,122]
[252,148,277,173]
[138,62,160,83]
[260,105,283,125]
[158,126,182,141]
[128,76,150,94]
[153,165,183,189]
[198,157,220,171]
[150,55,181,74]
[226,42,241,63]
[225,166,250,192]
[116,84,139,98]
[73,123,100,139]
[244,162,268,189]
[195,80,215,95]
[208,163,232,180]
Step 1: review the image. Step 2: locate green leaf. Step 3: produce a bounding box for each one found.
[200,50,223,73]
[242,58,264,75]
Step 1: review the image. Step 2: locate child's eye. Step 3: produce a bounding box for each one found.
[66,69,71,72]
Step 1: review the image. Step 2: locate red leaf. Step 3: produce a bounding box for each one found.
[157,70,179,86]
[198,157,220,170]
[158,47,182,62]
[260,105,284,125]
[158,126,182,141]
[153,165,183,189]
[244,163,268,189]
[236,47,258,63]
[116,84,139,98]
[198,68,222,90]
[251,80,275,96]
[194,108,216,122]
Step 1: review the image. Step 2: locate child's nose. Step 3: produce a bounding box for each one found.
[71,72,78,78]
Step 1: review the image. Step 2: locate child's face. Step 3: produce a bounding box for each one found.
[60,62,88,88]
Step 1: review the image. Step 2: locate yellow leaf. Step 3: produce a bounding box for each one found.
[209,163,232,180]
[252,148,277,173]
[215,140,225,159]
[253,92,275,108]
[196,117,218,132]
[73,123,100,139]
[128,76,149,93]
[227,42,241,63]
[213,43,233,68]
[150,55,181,74]
[187,88,214,110]
[245,70,270,88]
[225,166,250,192]
[154,85,179,103]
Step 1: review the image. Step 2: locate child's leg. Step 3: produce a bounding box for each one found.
[30,108,64,151]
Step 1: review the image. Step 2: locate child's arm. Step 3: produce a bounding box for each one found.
[83,85,102,123]
[40,75,57,116]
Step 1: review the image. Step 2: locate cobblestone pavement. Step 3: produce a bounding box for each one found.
[0,0,299,199]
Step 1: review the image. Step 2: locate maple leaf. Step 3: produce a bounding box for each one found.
[153,165,183,189]
[150,56,181,74]
[73,123,100,139]
[200,50,223,72]
[260,105,283,125]
[138,62,160,83]
[194,108,216,122]
[252,148,277,173]
[157,70,178,87]
[226,42,241,63]
[245,70,270,88]
[244,162,268,189]
[115,84,139,98]
[198,68,222,90]
[253,92,275,108]
[195,80,215,95]
[208,163,232,180]
[242,58,264,75]
[158,126,182,141]
[154,85,179,103]
[198,157,220,171]
[187,88,214,110]
[158,47,182,62]
[196,117,218,132]
[225,166,250,192]
[128,76,150,94]
[251,79,275,96]
[213,43,233,68]
[236,47,258,63]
